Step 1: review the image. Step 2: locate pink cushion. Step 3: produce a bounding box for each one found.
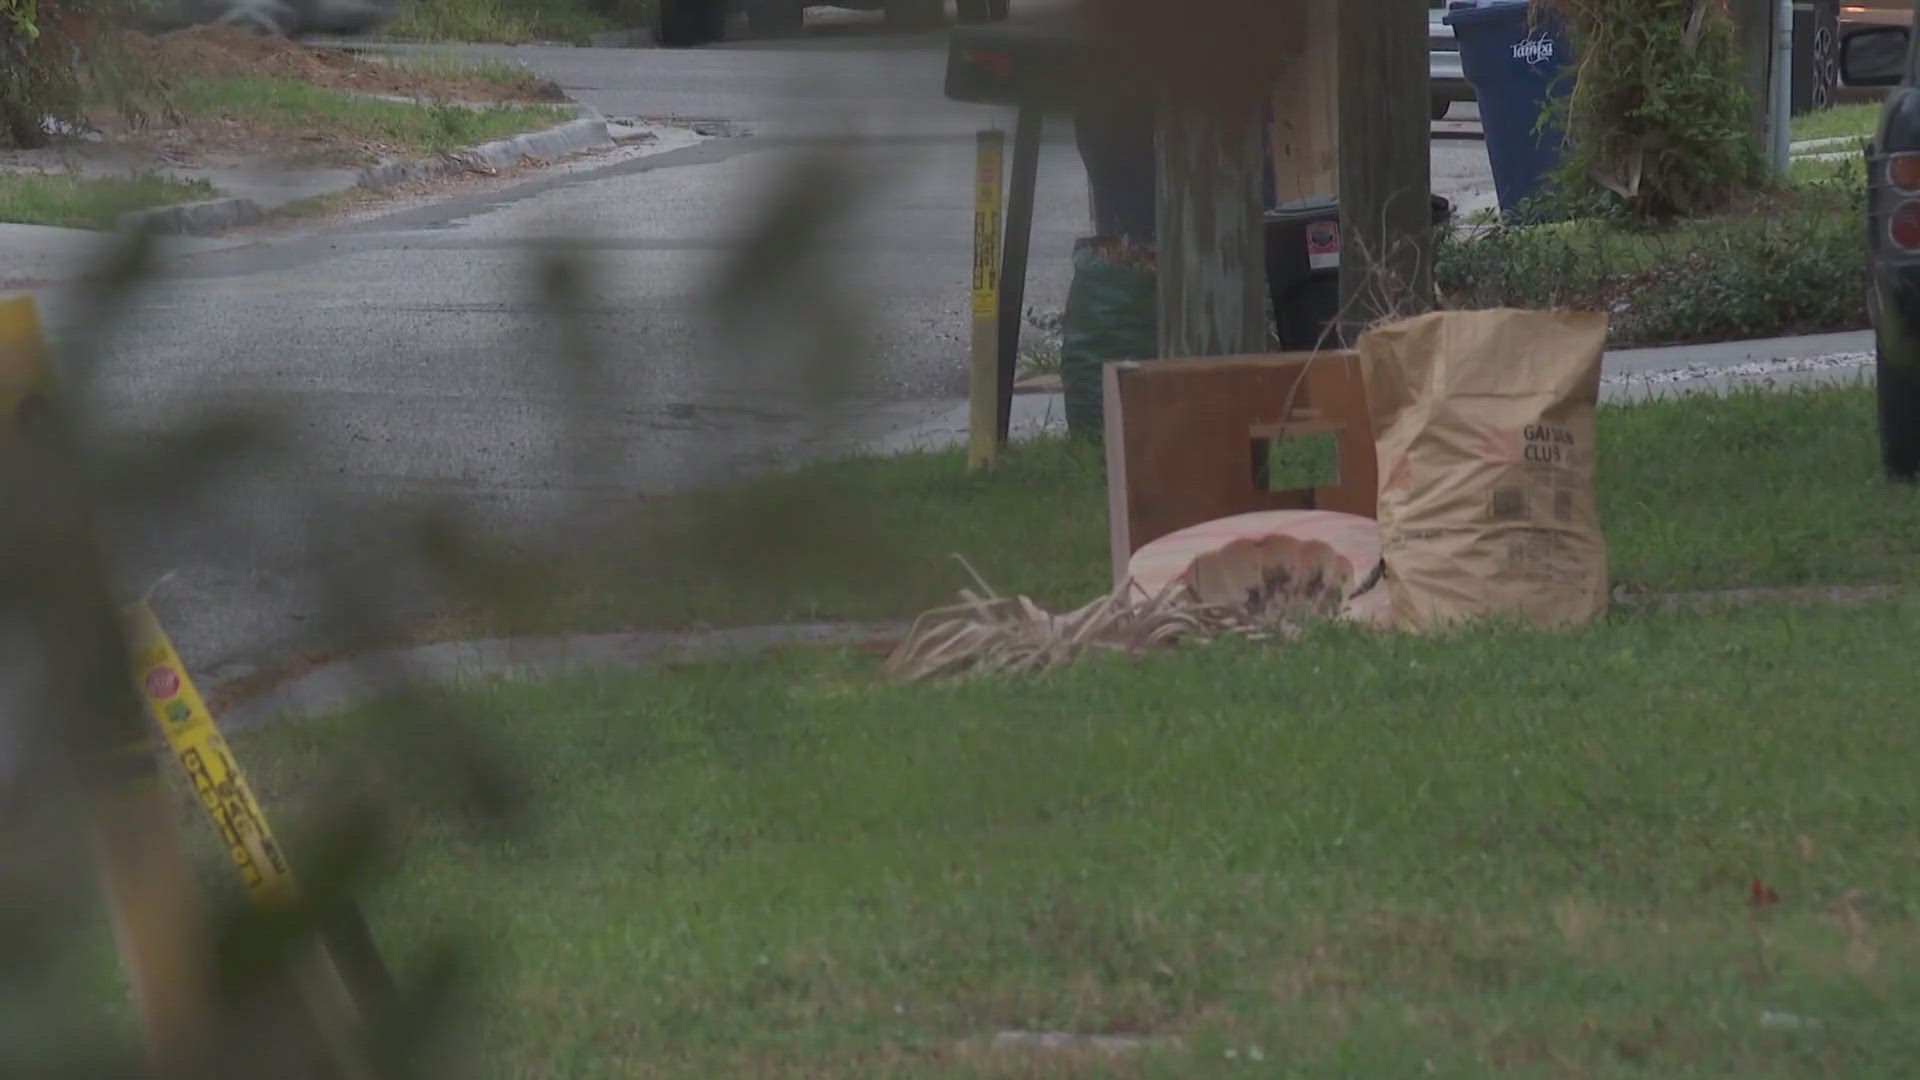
[1126,510,1389,627]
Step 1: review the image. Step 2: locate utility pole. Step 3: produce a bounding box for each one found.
[1337,0,1431,333]
[1089,0,1295,360]
[1768,0,1793,174]
[1155,94,1269,358]
[1269,0,1339,206]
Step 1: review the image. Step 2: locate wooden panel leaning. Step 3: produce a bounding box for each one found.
[1101,351,1378,589]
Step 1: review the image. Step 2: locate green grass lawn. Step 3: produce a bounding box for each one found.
[1792,102,1883,144]
[210,593,1920,1076]
[1601,385,1920,592]
[0,171,215,229]
[385,0,645,43]
[376,50,560,90]
[61,384,1920,1075]
[170,76,572,155]
[493,384,1920,640]
[1787,153,1868,185]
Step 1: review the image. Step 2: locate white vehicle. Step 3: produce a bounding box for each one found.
[1429,0,1471,119]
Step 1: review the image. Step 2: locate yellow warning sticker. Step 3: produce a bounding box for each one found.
[972,132,1004,320]
[127,602,299,906]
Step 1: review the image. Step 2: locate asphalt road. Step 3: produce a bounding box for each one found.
[42,12,1502,679]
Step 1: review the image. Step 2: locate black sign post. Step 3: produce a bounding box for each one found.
[945,16,1080,446]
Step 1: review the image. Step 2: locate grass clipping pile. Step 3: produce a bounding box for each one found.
[882,553,1361,684]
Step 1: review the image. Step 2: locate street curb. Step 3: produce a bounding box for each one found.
[585,28,652,47]
[354,116,615,192]
[118,196,266,237]
[121,116,616,236]
[216,621,910,730]
[210,581,1916,729]
[1791,135,1869,153]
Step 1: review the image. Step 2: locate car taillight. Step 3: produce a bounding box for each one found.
[1890,199,1920,251]
[1890,153,1920,193]
[962,48,1015,81]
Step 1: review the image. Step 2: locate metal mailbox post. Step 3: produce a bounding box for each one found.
[944,14,1081,446]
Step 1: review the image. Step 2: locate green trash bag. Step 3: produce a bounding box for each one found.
[1060,237,1157,442]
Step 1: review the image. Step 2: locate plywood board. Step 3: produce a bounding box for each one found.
[1102,351,1376,588]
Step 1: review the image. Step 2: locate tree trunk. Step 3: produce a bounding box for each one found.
[1155,96,1269,359]
[1336,0,1431,335]
[1728,0,1775,160]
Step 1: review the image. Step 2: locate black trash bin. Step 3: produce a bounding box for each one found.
[1264,193,1455,351]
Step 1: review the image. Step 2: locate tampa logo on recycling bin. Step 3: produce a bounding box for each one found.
[1511,34,1555,64]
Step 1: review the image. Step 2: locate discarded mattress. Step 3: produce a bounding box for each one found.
[1125,509,1390,628]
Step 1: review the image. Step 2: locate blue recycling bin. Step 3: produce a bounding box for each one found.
[1445,0,1576,219]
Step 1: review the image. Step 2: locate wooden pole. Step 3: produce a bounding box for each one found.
[1336,0,1432,335]
[1156,97,1269,358]
[1085,0,1299,359]
[1269,0,1339,205]
[968,130,1005,471]
[87,751,219,1072]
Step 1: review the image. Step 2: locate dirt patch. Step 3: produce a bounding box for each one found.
[92,113,386,169]
[62,27,576,169]
[124,25,569,102]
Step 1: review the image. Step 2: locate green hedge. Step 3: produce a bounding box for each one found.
[1436,171,1866,347]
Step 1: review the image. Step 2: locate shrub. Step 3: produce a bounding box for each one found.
[1437,169,1866,347]
[1541,0,1763,218]
[2,0,85,146]
[3,0,169,148]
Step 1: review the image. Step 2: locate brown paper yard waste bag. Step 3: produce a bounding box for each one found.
[1358,308,1610,631]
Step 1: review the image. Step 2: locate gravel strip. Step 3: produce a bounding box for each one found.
[1600,349,1874,402]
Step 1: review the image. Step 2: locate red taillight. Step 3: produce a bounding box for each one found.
[1889,199,1920,250]
[962,48,1015,81]
[1890,153,1920,193]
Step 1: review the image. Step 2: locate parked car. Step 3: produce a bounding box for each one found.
[1844,2,1911,33]
[654,0,1007,46]
[1841,18,1920,477]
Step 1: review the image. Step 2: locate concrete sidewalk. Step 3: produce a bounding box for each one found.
[858,329,1880,454]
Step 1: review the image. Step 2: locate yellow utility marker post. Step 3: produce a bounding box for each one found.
[3,294,391,1077]
[128,603,383,1080]
[1,294,217,1070]
[969,129,1006,472]
[128,604,304,908]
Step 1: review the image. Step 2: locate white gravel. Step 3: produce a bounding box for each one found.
[1600,349,1874,401]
